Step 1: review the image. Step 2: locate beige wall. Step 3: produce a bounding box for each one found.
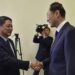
[0,0,75,75]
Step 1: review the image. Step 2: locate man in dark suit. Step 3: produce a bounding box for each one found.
[0,16,42,75]
[47,2,75,75]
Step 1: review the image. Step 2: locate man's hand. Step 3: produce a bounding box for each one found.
[30,60,43,71]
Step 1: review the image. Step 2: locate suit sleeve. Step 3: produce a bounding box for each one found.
[0,45,29,70]
[64,29,75,75]
[42,57,50,67]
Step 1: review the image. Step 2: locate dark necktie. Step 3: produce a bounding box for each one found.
[6,40,10,48]
[6,40,15,55]
[55,31,58,38]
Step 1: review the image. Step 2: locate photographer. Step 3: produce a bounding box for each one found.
[33,25,53,75]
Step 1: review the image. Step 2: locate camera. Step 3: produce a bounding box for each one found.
[36,24,48,33]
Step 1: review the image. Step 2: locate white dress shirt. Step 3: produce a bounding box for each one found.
[56,20,67,32]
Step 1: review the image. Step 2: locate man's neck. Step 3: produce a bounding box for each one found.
[56,19,67,32]
[0,33,8,39]
[56,18,65,28]
[0,35,8,41]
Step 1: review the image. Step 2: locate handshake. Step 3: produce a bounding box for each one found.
[30,60,43,71]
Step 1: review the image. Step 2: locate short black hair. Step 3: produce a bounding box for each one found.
[50,2,66,18]
[0,16,12,26]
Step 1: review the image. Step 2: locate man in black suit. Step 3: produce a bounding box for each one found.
[47,2,75,75]
[0,16,42,75]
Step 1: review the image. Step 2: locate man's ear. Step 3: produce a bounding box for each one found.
[55,10,60,18]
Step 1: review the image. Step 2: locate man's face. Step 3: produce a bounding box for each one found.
[47,10,58,27]
[0,20,13,38]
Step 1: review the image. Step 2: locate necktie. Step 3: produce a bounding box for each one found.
[6,40,15,55]
[6,40,10,47]
[55,31,58,38]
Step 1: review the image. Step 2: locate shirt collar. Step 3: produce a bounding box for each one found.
[56,20,67,32]
[0,35,8,42]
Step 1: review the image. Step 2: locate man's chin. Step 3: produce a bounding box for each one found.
[50,24,55,27]
[7,33,11,37]
[48,22,54,27]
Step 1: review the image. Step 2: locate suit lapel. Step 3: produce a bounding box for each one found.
[0,37,16,56]
[51,22,70,54]
[9,39,17,56]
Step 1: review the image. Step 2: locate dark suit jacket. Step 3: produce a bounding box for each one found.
[49,22,75,75]
[0,37,29,75]
[33,35,53,69]
[33,35,53,61]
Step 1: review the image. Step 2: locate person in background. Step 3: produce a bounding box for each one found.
[0,16,42,75]
[33,26,53,75]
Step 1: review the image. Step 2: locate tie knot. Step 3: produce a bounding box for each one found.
[55,31,58,37]
[6,39,9,42]
[6,40,10,45]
